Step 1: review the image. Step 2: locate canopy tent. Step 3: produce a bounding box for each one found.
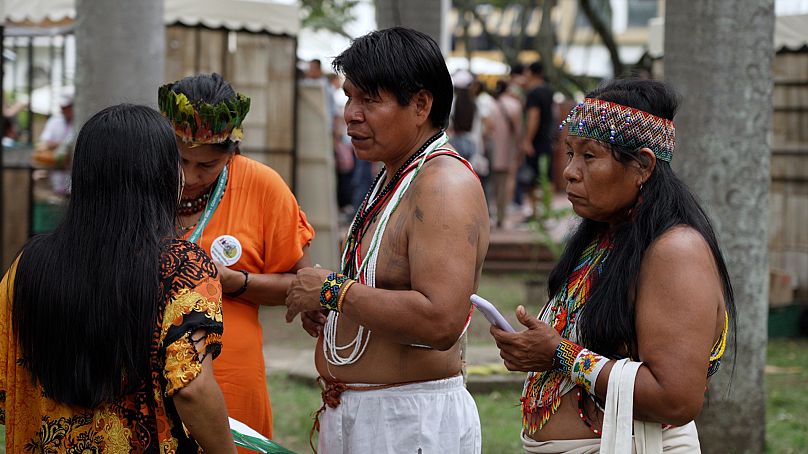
[445,56,509,76]
[2,0,304,269]
[3,0,301,144]
[4,0,299,36]
[649,13,808,57]
[774,14,808,51]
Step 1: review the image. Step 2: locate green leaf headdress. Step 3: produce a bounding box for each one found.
[158,83,251,145]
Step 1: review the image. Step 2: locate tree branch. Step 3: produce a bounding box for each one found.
[578,0,624,78]
[467,4,519,65]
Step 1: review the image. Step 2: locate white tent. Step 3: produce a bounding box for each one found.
[649,13,808,58]
[445,56,509,76]
[775,14,808,51]
[4,0,299,36]
[4,0,300,115]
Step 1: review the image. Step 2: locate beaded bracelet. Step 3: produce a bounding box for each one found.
[571,348,609,394]
[223,270,249,298]
[337,279,356,313]
[553,338,583,375]
[320,272,350,312]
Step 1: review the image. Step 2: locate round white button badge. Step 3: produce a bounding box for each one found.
[210,234,243,266]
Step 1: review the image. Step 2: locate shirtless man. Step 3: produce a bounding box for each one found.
[285,27,489,453]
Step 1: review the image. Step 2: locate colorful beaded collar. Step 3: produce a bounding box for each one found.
[158,84,251,145]
[560,98,676,162]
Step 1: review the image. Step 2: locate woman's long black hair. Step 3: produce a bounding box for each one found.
[548,79,736,359]
[12,104,181,407]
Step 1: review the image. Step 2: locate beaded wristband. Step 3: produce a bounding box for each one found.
[223,270,249,298]
[320,272,350,312]
[571,348,609,394]
[337,279,356,313]
[553,338,583,375]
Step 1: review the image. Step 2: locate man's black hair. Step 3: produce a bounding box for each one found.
[529,61,544,77]
[332,27,453,129]
[510,63,526,75]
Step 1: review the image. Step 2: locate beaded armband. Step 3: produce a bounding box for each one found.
[553,339,583,375]
[320,272,350,312]
[571,348,609,394]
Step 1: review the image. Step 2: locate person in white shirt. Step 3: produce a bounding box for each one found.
[39,93,74,152]
[36,92,74,194]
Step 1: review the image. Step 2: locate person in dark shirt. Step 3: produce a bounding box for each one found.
[520,61,556,216]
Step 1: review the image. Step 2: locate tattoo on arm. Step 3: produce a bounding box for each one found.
[465,222,480,246]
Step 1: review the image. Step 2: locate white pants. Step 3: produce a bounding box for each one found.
[521,421,701,453]
[317,375,482,454]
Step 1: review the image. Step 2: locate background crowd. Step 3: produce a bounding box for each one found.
[304,57,568,231]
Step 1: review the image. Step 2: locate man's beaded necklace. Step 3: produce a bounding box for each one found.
[341,131,443,277]
[324,131,450,368]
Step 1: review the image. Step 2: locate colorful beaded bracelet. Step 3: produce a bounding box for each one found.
[320,272,350,312]
[553,338,583,375]
[571,348,609,394]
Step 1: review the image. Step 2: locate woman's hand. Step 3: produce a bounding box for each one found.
[213,262,241,294]
[490,305,562,372]
[285,267,332,323]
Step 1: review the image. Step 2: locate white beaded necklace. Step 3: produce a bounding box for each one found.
[323,133,449,367]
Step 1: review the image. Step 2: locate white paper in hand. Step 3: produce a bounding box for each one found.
[470,294,516,333]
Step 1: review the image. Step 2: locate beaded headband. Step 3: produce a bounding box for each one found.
[158,83,251,145]
[560,98,675,162]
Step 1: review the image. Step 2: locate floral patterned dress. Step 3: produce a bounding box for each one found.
[0,239,224,453]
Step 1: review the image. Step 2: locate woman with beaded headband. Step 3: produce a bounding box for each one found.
[490,79,734,452]
[159,73,315,445]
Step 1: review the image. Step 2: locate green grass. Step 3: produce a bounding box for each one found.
[268,373,526,454]
[473,388,524,453]
[764,338,808,453]
[268,374,323,453]
[0,269,805,453]
[1,344,806,453]
[267,338,808,453]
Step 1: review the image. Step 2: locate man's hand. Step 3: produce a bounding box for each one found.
[490,305,561,372]
[301,309,328,337]
[285,267,333,323]
[520,139,535,157]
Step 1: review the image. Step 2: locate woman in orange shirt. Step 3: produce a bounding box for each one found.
[159,73,315,445]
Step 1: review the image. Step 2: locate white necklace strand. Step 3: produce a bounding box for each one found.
[323,133,449,367]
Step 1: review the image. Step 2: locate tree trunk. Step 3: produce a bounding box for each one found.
[374,0,450,54]
[75,0,165,127]
[664,2,774,453]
